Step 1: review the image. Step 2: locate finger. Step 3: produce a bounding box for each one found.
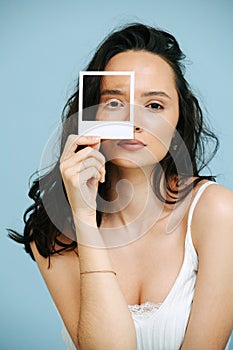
[61,135,101,161]
[78,164,105,184]
[61,147,105,171]
[76,147,105,165]
[81,159,105,182]
[62,160,104,183]
[99,166,105,183]
[73,167,103,193]
[62,135,101,161]
[80,166,102,182]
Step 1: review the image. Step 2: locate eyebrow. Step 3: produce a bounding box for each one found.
[100,89,172,100]
[100,89,124,96]
[142,91,172,100]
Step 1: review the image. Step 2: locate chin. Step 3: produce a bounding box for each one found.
[108,157,156,169]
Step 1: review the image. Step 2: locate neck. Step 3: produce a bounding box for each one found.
[101,163,166,226]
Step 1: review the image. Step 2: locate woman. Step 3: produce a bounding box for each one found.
[10,23,233,349]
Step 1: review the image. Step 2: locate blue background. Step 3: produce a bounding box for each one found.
[1,0,232,349]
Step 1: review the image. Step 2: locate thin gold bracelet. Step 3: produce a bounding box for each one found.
[80,270,117,276]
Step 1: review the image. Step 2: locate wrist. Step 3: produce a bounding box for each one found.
[73,216,106,248]
[73,209,97,227]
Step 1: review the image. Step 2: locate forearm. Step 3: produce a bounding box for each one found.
[75,221,137,350]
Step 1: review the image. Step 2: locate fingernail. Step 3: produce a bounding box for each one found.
[92,136,101,141]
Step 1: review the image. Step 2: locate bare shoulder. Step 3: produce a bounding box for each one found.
[30,233,79,269]
[180,181,233,348]
[191,181,233,250]
[30,235,80,304]
[194,181,233,212]
[30,235,81,345]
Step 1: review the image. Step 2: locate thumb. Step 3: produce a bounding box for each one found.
[89,140,101,150]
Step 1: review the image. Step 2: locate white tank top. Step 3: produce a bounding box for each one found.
[61,181,232,349]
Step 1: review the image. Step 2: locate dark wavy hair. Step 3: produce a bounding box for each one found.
[8,23,219,260]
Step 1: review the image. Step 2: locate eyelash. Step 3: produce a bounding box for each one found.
[104,99,164,111]
[105,99,124,108]
[146,102,164,110]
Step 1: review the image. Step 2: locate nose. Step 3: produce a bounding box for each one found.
[134,125,142,133]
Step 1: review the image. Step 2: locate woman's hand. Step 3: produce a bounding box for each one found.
[60,135,105,223]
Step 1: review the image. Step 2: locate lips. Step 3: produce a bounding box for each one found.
[117,139,146,151]
[118,139,145,146]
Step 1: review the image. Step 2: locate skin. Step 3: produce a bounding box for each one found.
[31,51,233,349]
[96,51,180,235]
[98,50,179,170]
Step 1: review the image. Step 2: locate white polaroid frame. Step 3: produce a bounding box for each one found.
[78,71,134,139]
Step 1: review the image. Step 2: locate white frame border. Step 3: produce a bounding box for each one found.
[78,71,135,139]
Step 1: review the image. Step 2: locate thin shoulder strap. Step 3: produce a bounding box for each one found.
[185,181,217,263]
[187,181,216,231]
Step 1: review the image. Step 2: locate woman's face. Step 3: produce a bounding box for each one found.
[97,50,179,170]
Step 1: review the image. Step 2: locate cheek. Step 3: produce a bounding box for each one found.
[148,138,171,162]
[100,142,140,168]
[135,107,178,143]
[144,118,177,162]
[144,118,176,150]
[100,140,116,160]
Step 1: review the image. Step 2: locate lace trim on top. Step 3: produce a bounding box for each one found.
[128,301,162,319]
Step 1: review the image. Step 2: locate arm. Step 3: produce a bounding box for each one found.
[76,240,136,350]
[181,184,233,349]
[31,236,136,350]
[32,135,136,350]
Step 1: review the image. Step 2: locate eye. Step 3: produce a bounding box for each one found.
[106,99,124,109]
[146,102,164,110]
